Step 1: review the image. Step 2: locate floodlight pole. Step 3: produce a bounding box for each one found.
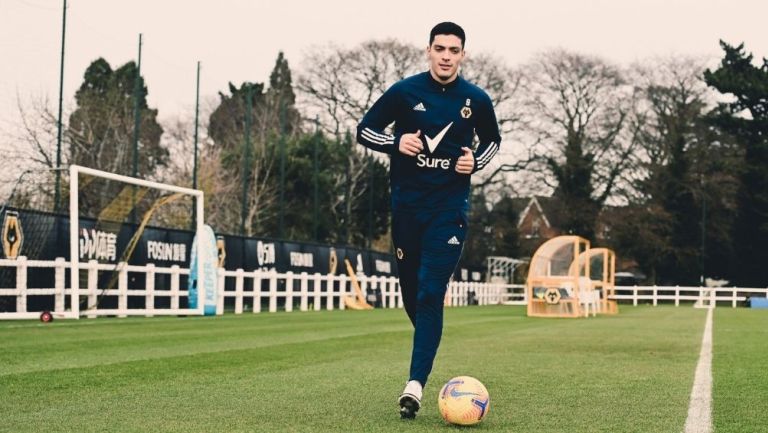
[278,105,286,239]
[344,132,351,244]
[54,0,67,213]
[700,174,706,286]
[240,84,252,236]
[367,148,373,249]
[313,116,319,241]
[191,61,201,231]
[131,34,143,179]
[193,61,200,190]
[130,34,143,225]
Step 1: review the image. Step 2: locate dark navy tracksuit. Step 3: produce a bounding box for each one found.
[356,71,501,386]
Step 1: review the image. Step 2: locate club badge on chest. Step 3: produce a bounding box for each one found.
[461,98,472,119]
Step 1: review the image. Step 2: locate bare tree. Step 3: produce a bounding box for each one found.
[612,56,739,283]
[0,93,70,211]
[158,96,243,231]
[462,53,531,197]
[297,40,424,138]
[462,53,525,136]
[296,40,423,239]
[166,132,238,231]
[5,94,60,170]
[614,57,711,199]
[297,40,530,222]
[520,49,640,238]
[207,83,280,236]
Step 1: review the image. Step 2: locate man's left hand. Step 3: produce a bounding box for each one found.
[455,147,474,174]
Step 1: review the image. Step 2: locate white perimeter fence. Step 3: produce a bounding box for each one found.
[0,257,525,320]
[1,257,766,319]
[613,285,768,308]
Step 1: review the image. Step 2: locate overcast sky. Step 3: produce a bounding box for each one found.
[2,0,767,128]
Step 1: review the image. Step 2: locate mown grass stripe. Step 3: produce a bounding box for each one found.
[0,306,708,432]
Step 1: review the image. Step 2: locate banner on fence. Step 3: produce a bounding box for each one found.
[1,208,396,279]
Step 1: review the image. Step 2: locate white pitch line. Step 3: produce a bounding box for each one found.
[684,306,714,433]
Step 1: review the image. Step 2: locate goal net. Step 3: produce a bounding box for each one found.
[69,165,207,317]
[0,168,67,317]
[0,165,212,319]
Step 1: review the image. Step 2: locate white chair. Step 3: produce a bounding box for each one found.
[577,277,598,317]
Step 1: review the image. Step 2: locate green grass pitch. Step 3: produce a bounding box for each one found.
[1,305,766,432]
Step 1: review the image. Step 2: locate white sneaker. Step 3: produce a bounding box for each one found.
[398,380,422,419]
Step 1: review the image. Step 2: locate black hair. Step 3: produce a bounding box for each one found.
[429,22,465,48]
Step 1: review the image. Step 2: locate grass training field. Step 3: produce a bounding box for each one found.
[1,305,766,432]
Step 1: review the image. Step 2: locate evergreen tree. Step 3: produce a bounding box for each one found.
[609,58,739,284]
[207,53,302,236]
[208,81,271,235]
[207,53,389,245]
[461,190,494,269]
[268,52,301,137]
[490,196,521,259]
[705,41,768,286]
[523,50,634,241]
[68,58,165,176]
[67,58,165,219]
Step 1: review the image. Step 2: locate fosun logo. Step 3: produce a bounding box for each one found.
[413,102,426,111]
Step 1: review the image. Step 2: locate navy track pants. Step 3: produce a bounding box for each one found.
[392,208,468,386]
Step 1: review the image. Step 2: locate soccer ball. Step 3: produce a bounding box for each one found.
[437,376,490,425]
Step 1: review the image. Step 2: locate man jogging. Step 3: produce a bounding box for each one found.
[356,22,501,419]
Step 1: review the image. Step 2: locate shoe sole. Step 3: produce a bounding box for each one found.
[398,394,421,419]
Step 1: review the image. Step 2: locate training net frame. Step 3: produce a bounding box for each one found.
[68,164,206,319]
[526,235,591,318]
[486,256,527,284]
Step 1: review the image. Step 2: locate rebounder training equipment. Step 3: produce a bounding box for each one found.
[343,259,373,310]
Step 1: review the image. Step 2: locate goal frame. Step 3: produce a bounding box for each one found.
[69,164,205,318]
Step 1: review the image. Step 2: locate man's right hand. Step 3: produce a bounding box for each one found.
[398,130,423,156]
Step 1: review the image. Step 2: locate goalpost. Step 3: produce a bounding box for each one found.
[68,164,206,318]
[0,165,208,319]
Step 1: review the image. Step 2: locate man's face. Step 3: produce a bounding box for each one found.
[427,34,465,83]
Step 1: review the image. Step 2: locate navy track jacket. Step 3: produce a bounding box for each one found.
[357,72,501,212]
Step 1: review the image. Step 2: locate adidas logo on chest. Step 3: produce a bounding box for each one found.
[413,102,426,111]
